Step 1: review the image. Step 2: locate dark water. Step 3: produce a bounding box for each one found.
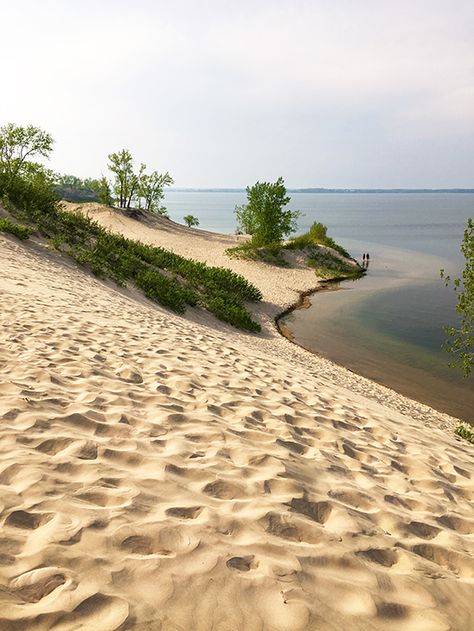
[164,191,474,421]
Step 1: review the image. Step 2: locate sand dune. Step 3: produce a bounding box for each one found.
[1,223,473,630]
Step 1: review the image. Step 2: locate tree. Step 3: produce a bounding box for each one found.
[183,214,199,228]
[87,176,113,206]
[235,177,300,246]
[56,174,84,188]
[138,170,173,213]
[0,123,53,186]
[441,217,474,376]
[108,149,142,209]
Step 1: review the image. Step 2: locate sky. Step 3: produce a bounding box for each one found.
[1,0,473,188]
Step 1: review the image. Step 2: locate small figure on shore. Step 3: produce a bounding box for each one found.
[366,252,370,262]
[362,253,366,262]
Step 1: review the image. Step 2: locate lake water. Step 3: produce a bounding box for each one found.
[164,191,474,422]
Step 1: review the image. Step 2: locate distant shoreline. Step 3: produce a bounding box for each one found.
[168,188,474,194]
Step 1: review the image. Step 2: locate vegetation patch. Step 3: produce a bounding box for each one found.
[0,217,31,240]
[287,222,350,258]
[0,123,262,332]
[227,221,360,280]
[306,248,362,279]
[454,423,474,444]
[227,241,289,267]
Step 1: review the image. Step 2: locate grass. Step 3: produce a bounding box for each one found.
[226,222,360,280]
[2,177,262,332]
[306,248,362,279]
[226,241,289,267]
[454,423,474,444]
[286,222,351,258]
[0,217,31,240]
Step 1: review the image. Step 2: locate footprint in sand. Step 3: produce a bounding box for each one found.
[5,510,53,530]
[410,544,474,578]
[356,548,399,568]
[202,479,245,500]
[287,498,333,524]
[165,506,203,519]
[8,567,67,603]
[226,555,257,572]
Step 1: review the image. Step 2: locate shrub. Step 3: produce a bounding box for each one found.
[0,217,31,240]
[226,241,289,267]
[454,424,474,444]
[288,222,350,258]
[183,214,199,228]
[306,249,361,279]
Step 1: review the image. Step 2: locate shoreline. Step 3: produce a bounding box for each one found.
[1,220,474,629]
[60,202,464,432]
[274,272,473,426]
[275,275,359,342]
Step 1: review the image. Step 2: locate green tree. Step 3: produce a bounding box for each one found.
[0,123,53,186]
[441,217,474,376]
[138,170,173,213]
[235,177,300,246]
[183,214,199,228]
[56,174,85,188]
[88,176,113,205]
[108,149,144,209]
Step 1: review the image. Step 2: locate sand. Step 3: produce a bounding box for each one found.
[0,208,473,630]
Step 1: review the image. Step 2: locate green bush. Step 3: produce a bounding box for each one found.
[288,222,350,258]
[203,295,261,332]
[306,249,361,279]
[454,424,474,444]
[226,241,289,267]
[0,217,31,240]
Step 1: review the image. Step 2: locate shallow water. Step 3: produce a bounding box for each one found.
[164,191,474,421]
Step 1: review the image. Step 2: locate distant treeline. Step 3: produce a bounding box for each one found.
[168,188,474,194]
[56,175,99,203]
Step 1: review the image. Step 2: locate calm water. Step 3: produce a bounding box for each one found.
[164,191,474,421]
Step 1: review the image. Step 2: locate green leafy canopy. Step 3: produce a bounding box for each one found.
[441,217,474,377]
[235,177,301,246]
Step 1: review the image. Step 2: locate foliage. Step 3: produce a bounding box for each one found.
[306,249,361,279]
[139,171,174,213]
[227,222,355,274]
[441,218,474,377]
[0,161,59,220]
[0,123,53,187]
[183,214,200,228]
[235,204,258,235]
[108,149,173,212]
[0,217,31,240]
[226,241,289,267]
[235,177,301,246]
[55,174,113,205]
[108,149,143,209]
[92,176,113,206]
[288,222,350,258]
[1,169,261,331]
[56,174,85,188]
[454,423,474,444]
[0,122,261,331]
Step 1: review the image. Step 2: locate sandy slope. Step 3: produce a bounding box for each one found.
[0,219,473,630]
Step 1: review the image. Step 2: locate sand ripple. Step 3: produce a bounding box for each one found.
[0,235,473,630]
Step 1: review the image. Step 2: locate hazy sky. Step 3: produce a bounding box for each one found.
[1,0,473,187]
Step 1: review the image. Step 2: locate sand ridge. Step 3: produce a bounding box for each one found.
[1,234,473,630]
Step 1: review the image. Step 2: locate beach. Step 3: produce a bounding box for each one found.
[1,208,473,630]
